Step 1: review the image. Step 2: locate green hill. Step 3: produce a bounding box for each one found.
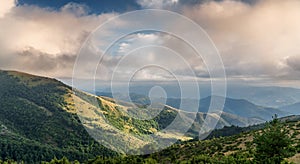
[0,70,118,163]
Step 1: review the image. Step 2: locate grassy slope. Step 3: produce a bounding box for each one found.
[87,117,300,163]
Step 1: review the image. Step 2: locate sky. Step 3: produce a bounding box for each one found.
[0,0,300,88]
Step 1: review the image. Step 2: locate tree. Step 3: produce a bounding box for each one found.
[253,115,295,163]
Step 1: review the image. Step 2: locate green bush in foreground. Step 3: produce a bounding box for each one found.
[253,115,295,164]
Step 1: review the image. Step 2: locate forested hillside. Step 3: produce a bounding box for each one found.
[0,70,117,163]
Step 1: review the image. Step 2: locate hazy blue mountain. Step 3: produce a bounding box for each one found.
[92,83,300,108]
[227,85,300,108]
[97,92,290,121]
[165,96,289,121]
[199,96,290,121]
[280,102,300,115]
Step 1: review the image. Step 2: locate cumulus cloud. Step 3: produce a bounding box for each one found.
[0,0,16,18]
[137,0,179,9]
[182,0,300,80]
[1,0,300,85]
[286,56,300,72]
[116,33,162,53]
[120,0,300,82]
[0,2,115,77]
[15,47,76,76]
[94,31,207,82]
[60,2,90,17]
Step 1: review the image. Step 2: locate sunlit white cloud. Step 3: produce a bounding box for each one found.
[0,0,16,18]
[136,0,179,9]
[0,2,115,77]
[182,0,300,80]
[60,2,90,17]
[115,33,162,54]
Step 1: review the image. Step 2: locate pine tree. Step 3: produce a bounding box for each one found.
[253,115,294,163]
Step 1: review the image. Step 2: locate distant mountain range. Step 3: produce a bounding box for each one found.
[98,92,291,121]
[96,84,300,108]
[199,96,289,121]
[280,102,300,115]
[227,85,300,108]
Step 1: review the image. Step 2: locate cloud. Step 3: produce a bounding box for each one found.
[116,33,162,53]
[60,2,90,17]
[286,56,300,72]
[181,0,300,80]
[0,2,115,77]
[137,0,178,9]
[0,0,16,18]
[94,31,207,82]
[13,47,76,77]
[1,0,300,85]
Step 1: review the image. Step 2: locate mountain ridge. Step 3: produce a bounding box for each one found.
[280,102,300,115]
[98,92,290,121]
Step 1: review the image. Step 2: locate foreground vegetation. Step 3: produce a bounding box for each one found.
[82,116,298,164]
[2,116,298,164]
